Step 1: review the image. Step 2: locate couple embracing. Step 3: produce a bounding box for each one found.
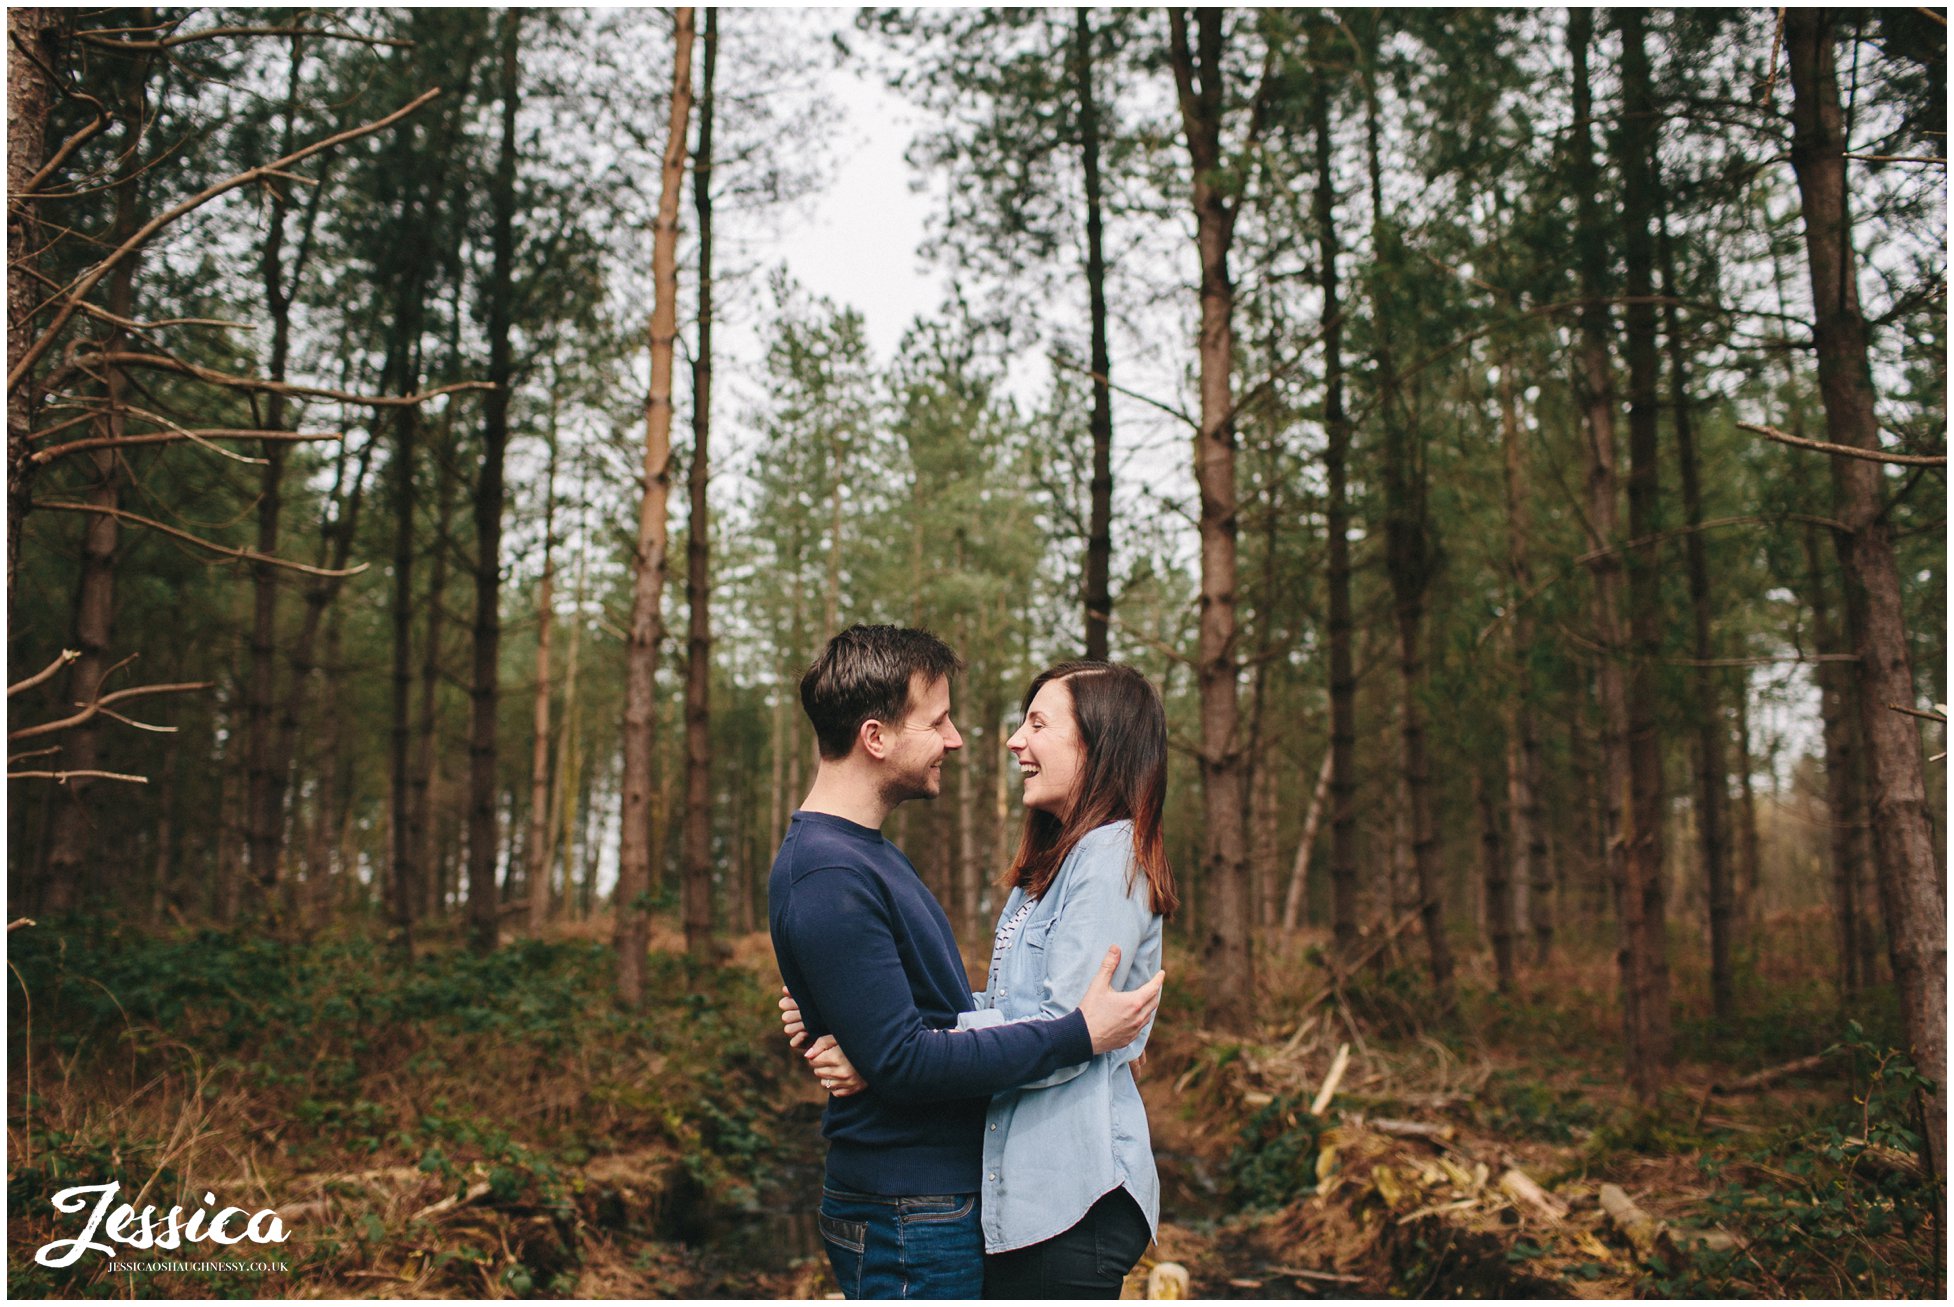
[769,625,1178,1300]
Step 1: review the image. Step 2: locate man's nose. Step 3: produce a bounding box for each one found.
[944,722,963,750]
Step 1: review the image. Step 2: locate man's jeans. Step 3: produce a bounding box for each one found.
[818,1184,983,1300]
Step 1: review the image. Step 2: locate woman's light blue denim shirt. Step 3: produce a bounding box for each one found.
[956,820,1162,1254]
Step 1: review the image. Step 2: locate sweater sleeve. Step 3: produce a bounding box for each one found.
[784,866,1093,1104]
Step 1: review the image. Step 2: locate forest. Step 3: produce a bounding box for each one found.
[6,5,1947,1300]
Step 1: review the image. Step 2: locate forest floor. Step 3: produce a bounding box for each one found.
[6,910,1942,1300]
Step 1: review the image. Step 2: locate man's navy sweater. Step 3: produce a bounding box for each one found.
[769,810,1093,1195]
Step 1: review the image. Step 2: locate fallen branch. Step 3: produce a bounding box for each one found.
[1841,1137,1925,1181]
[1499,1168,1568,1224]
[409,1179,491,1224]
[1599,1183,1664,1259]
[1309,1043,1352,1116]
[8,918,36,933]
[1739,421,1945,466]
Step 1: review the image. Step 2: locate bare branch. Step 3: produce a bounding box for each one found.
[78,350,492,408]
[1888,703,1948,724]
[32,427,341,466]
[75,24,412,51]
[37,501,369,578]
[9,768,149,784]
[10,88,443,391]
[1844,153,1947,165]
[10,679,210,743]
[1739,421,1946,466]
[10,650,80,697]
[1048,352,1196,428]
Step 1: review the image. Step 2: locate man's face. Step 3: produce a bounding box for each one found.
[879,673,962,805]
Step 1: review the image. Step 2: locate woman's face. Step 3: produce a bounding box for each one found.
[1006,678,1087,819]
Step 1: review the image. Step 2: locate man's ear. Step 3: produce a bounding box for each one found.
[858,717,890,761]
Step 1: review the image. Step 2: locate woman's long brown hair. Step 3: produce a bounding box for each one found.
[1002,661,1179,917]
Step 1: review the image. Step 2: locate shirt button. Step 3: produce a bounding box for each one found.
[990,1123,997,1131]
[988,1172,997,1181]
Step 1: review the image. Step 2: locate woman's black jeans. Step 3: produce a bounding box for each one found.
[982,1186,1152,1300]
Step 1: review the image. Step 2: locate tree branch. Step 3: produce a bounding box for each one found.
[10,88,443,391]
[9,768,149,784]
[9,650,80,697]
[31,427,341,466]
[36,501,369,577]
[1739,421,1946,466]
[75,350,491,407]
[10,681,211,743]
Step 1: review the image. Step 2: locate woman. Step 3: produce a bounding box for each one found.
[797,659,1178,1298]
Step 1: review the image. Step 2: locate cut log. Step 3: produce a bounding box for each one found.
[1146,1261,1191,1299]
[1499,1167,1567,1223]
[1598,1183,1663,1259]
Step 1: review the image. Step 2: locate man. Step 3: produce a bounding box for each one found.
[769,624,1163,1300]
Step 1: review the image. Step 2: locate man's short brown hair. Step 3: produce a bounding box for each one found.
[800,625,964,761]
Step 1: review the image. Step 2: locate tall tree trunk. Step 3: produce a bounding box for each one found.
[681,7,718,960]
[414,423,456,920]
[6,7,61,603]
[1074,7,1114,661]
[1658,199,1733,1018]
[617,8,695,1007]
[1309,52,1359,961]
[464,10,522,955]
[1614,7,1673,1077]
[245,36,314,903]
[1364,21,1450,1000]
[1568,9,1649,1098]
[1495,355,1551,965]
[1806,523,1869,998]
[43,96,146,914]
[1479,771,1515,993]
[1786,9,1945,1175]
[551,533,587,920]
[526,438,557,936]
[1168,8,1252,1028]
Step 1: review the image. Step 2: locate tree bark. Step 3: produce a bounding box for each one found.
[1786,7,1945,1174]
[1479,771,1515,993]
[1805,522,1873,998]
[462,10,522,955]
[526,443,557,936]
[1613,7,1673,1080]
[1364,17,1451,1001]
[413,419,457,919]
[43,91,146,915]
[1074,8,1114,661]
[6,7,61,604]
[1168,8,1253,1028]
[616,8,695,1007]
[1568,9,1651,1098]
[681,7,718,960]
[245,36,316,903]
[1309,52,1360,961]
[1495,355,1551,965]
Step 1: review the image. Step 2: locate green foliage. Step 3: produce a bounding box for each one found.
[7,925,799,1297]
[1645,1034,1942,1298]
[1227,1093,1323,1211]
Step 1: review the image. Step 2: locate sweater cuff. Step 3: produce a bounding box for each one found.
[1053,1008,1094,1067]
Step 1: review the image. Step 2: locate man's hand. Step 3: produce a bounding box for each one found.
[1078,946,1165,1055]
[805,1034,867,1097]
[779,985,807,1049]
